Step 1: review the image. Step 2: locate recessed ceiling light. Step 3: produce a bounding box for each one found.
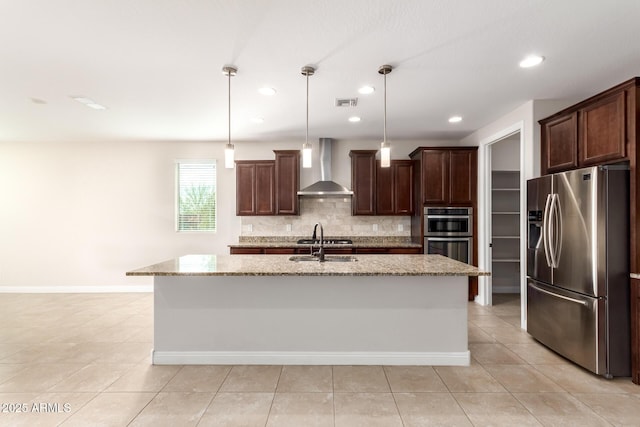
[71,96,107,110]
[358,86,375,95]
[519,55,544,68]
[448,116,462,123]
[348,116,361,123]
[258,87,276,96]
[252,117,264,123]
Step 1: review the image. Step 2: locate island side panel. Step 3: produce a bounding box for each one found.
[153,275,469,365]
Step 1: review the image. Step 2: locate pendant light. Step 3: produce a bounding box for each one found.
[301,66,315,168]
[222,65,237,169]
[379,64,393,168]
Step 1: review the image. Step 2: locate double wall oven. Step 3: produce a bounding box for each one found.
[424,207,473,264]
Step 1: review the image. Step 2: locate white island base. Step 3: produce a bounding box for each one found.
[152,274,469,366]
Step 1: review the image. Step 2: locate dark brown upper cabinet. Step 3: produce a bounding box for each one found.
[376,160,414,215]
[274,150,300,215]
[541,112,578,174]
[350,150,414,216]
[350,150,377,215]
[410,147,477,206]
[540,78,637,175]
[236,161,275,215]
[579,91,626,167]
[235,150,301,216]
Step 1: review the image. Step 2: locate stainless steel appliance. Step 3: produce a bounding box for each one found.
[425,207,473,264]
[526,165,630,378]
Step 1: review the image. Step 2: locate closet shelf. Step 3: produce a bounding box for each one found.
[492,170,521,292]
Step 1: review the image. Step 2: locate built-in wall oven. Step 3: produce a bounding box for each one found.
[424,207,473,264]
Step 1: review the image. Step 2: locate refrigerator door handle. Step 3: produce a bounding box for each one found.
[529,282,588,306]
[548,193,560,268]
[542,194,553,267]
[554,193,562,266]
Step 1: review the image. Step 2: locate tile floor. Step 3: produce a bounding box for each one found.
[0,292,638,426]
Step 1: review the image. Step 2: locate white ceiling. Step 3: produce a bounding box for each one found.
[2,0,640,144]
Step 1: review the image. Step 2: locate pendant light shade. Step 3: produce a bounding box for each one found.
[380,141,391,167]
[224,143,234,169]
[302,142,312,168]
[301,66,315,168]
[379,64,393,168]
[222,65,237,169]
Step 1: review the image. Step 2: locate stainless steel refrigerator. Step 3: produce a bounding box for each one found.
[526,165,630,378]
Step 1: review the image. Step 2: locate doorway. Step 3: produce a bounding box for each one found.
[489,133,522,321]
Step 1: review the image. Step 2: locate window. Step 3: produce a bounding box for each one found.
[176,161,216,232]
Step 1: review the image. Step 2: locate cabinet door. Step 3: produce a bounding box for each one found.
[579,91,626,166]
[236,162,257,215]
[255,162,275,215]
[376,160,414,215]
[449,149,477,206]
[236,161,275,215]
[632,278,640,385]
[394,160,414,214]
[264,248,297,254]
[375,161,394,215]
[422,150,449,205]
[230,247,264,254]
[541,112,578,174]
[274,150,300,215]
[351,151,377,215]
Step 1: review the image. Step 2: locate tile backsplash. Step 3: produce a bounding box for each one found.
[240,198,411,237]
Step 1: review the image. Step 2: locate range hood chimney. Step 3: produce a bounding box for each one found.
[298,138,354,197]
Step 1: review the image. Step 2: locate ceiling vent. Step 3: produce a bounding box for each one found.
[335,97,358,107]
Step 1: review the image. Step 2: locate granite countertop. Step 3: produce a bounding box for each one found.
[127,254,489,277]
[228,236,422,249]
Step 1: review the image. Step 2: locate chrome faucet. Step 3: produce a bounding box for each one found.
[312,222,325,262]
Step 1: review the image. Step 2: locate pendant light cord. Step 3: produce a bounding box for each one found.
[383,71,387,144]
[228,70,231,145]
[305,72,309,145]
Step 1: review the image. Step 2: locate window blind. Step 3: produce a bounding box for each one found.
[177,161,216,232]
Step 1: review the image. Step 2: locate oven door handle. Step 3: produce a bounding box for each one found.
[425,237,472,241]
[423,215,471,219]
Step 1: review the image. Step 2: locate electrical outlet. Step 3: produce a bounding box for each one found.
[397,224,404,232]
[246,224,253,233]
[286,224,292,232]
[372,224,378,232]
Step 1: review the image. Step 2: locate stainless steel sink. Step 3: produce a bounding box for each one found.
[288,255,358,263]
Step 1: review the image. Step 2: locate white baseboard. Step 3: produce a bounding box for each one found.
[0,285,153,293]
[152,350,471,366]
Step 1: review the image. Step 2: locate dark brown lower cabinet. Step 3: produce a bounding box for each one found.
[632,278,640,384]
[355,248,421,254]
[264,248,296,255]
[229,247,263,255]
[468,278,477,302]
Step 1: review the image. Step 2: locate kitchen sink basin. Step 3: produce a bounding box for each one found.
[288,255,358,263]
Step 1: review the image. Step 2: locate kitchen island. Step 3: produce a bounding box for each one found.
[127,254,487,366]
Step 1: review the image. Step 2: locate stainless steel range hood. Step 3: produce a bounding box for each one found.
[298,138,354,197]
